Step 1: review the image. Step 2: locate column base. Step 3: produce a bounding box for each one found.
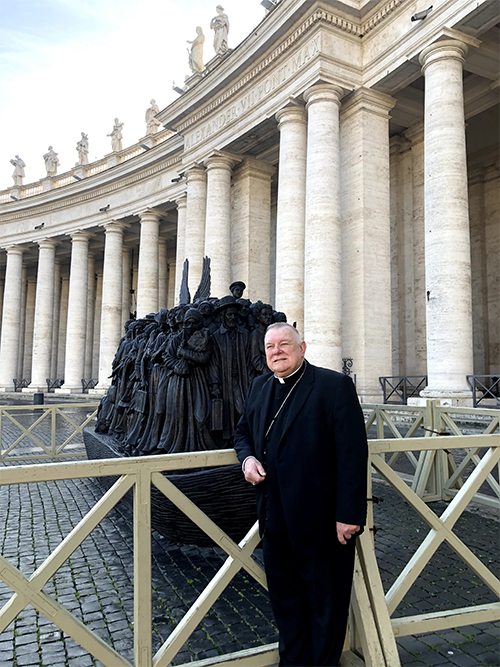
[55,385,83,395]
[417,388,473,407]
[22,386,47,394]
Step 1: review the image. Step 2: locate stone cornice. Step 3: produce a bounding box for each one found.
[0,155,182,224]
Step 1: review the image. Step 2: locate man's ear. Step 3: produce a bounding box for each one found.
[300,341,307,355]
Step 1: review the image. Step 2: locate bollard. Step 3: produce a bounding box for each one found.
[33,392,44,406]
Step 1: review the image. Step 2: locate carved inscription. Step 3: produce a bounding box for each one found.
[184,35,321,150]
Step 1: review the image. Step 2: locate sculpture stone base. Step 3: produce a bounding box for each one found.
[83,429,258,547]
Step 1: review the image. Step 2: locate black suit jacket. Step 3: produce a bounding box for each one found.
[234,362,368,554]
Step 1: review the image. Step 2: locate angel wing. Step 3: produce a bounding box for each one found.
[193,256,211,302]
[178,259,191,305]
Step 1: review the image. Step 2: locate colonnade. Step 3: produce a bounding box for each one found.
[0,39,484,402]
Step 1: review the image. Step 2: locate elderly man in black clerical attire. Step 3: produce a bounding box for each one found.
[234,322,368,667]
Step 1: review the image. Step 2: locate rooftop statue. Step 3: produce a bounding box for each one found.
[76,132,89,166]
[107,118,124,152]
[43,146,59,177]
[10,155,26,186]
[187,27,205,74]
[145,99,161,135]
[210,5,229,56]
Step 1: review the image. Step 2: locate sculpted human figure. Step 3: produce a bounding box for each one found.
[10,155,26,186]
[229,281,246,300]
[76,132,89,165]
[145,99,161,135]
[210,5,229,56]
[187,27,205,73]
[43,146,59,177]
[157,308,215,454]
[250,303,274,376]
[107,118,124,152]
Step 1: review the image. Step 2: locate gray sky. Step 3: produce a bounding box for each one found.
[0,0,267,188]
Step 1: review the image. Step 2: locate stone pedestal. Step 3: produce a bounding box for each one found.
[419,40,473,404]
[25,240,58,393]
[56,232,91,394]
[42,178,53,192]
[340,88,395,399]
[185,167,207,296]
[275,105,307,332]
[205,153,240,299]
[0,246,25,392]
[136,210,160,318]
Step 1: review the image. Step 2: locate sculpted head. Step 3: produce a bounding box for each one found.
[265,323,306,378]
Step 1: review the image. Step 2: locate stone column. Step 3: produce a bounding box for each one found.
[94,223,126,392]
[419,40,473,403]
[483,164,499,375]
[23,276,37,382]
[136,209,160,318]
[122,247,132,329]
[57,273,69,377]
[158,237,169,308]
[17,265,28,382]
[25,239,57,392]
[205,153,239,298]
[84,253,96,379]
[0,246,25,391]
[340,87,395,399]
[185,166,207,295]
[92,269,103,378]
[304,85,343,371]
[275,105,307,332]
[405,123,427,376]
[0,278,4,333]
[57,232,90,393]
[50,261,61,379]
[231,159,275,302]
[174,195,187,304]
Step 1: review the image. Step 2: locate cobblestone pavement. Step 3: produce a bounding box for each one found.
[0,405,498,667]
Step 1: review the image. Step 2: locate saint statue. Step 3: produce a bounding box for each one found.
[76,132,89,165]
[10,155,26,186]
[43,146,59,177]
[187,27,205,74]
[210,5,229,56]
[145,99,161,135]
[107,118,124,152]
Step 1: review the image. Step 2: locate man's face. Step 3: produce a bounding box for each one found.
[265,328,306,378]
[223,306,239,329]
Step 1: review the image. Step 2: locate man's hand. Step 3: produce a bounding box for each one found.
[336,522,360,545]
[243,457,266,485]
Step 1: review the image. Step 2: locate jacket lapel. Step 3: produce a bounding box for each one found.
[277,362,315,445]
[255,373,275,458]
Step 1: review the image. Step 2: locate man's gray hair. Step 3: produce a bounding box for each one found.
[265,322,302,343]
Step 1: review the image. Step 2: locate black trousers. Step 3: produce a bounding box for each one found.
[263,529,356,667]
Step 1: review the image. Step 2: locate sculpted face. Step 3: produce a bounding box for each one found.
[259,307,273,327]
[223,305,239,329]
[265,327,306,378]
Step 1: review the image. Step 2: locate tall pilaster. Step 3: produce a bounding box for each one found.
[84,253,96,379]
[25,240,57,392]
[23,276,37,382]
[136,209,160,318]
[122,247,132,329]
[94,223,126,391]
[340,87,395,399]
[304,84,343,371]
[174,195,187,304]
[231,159,275,302]
[275,105,307,332]
[17,265,28,381]
[92,269,103,378]
[158,237,168,308]
[185,166,207,295]
[50,261,61,379]
[57,232,90,393]
[419,40,473,403]
[57,273,69,377]
[0,246,25,391]
[205,153,239,298]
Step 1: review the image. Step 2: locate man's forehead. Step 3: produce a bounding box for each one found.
[265,330,297,344]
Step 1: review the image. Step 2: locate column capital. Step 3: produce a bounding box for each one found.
[404,121,424,145]
[185,164,207,183]
[102,221,129,234]
[340,87,396,121]
[303,83,343,109]
[419,39,468,74]
[70,230,93,243]
[137,208,162,223]
[175,194,187,210]
[3,245,26,256]
[204,150,242,171]
[37,238,59,250]
[389,135,411,157]
[276,104,307,129]
[235,158,276,181]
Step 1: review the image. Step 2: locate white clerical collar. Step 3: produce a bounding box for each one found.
[275,360,306,384]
